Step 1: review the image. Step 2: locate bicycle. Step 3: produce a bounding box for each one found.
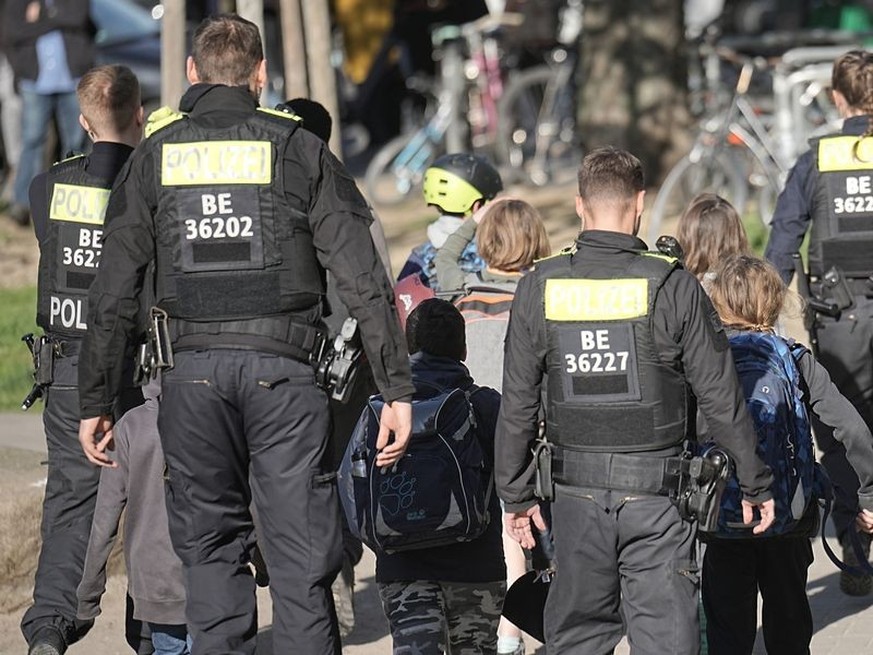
[648,32,856,245]
[364,14,521,208]
[495,0,583,186]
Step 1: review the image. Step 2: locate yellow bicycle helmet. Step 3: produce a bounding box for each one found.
[422,153,503,215]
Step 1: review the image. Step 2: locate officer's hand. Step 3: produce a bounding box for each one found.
[79,415,117,468]
[741,498,775,534]
[856,509,873,534]
[504,505,548,549]
[375,401,412,468]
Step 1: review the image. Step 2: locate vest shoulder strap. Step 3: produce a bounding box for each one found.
[145,106,187,138]
[532,249,573,277]
[49,153,87,175]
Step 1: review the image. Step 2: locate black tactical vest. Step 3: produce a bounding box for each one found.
[538,250,689,453]
[148,109,324,322]
[809,134,873,278]
[36,156,112,337]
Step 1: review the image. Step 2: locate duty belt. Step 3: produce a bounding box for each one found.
[170,316,327,365]
[552,447,682,496]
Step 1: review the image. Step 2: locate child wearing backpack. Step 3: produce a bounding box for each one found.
[397,153,503,290]
[372,298,506,654]
[702,254,873,655]
[433,197,549,655]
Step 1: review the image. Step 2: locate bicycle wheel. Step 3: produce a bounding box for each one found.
[647,150,748,245]
[364,134,441,208]
[496,65,579,186]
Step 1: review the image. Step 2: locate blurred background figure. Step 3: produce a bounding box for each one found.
[3,0,95,226]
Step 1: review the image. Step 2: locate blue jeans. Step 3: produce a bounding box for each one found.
[148,623,192,655]
[13,88,84,207]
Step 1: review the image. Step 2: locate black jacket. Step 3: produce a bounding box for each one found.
[375,352,505,584]
[3,0,95,87]
[78,84,414,417]
[496,229,775,512]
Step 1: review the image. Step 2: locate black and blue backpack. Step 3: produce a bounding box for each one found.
[713,331,826,537]
[337,381,493,554]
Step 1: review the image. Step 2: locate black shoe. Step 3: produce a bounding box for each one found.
[27,625,67,655]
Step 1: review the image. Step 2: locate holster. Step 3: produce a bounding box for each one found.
[315,317,365,403]
[20,333,56,410]
[135,308,175,385]
[533,438,554,502]
[676,445,731,532]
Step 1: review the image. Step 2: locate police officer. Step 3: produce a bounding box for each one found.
[497,147,775,654]
[765,49,873,596]
[76,14,414,655]
[21,65,144,655]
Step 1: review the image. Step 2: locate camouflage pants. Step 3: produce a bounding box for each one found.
[378,580,505,655]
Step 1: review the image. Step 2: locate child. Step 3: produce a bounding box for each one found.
[675,192,750,294]
[376,298,506,654]
[434,197,550,655]
[77,377,191,655]
[397,153,503,290]
[702,254,873,655]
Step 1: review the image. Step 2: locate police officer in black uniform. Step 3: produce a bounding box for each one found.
[22,65,144,655]
[497,147,775,654]
[765,49,873,596]
[76,15,414,655]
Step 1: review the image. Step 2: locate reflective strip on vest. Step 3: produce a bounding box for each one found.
[544,278,648,321]
[817,136,873,172]
[161,141,272,186]
[49,184,110,224]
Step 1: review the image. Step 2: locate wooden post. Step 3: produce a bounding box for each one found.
[237,0,266,104]
[160,0,187,110]
[301,0,342,158]
[279,0,308,101]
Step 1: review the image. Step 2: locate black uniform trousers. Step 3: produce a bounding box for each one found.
[702,536,813,655]
[813,295,873,540]
[20,355,98,645]
[158,349,343,655]
[21,353,144,646]
[544,484,699,655]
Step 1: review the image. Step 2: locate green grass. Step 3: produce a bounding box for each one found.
[0,287,39,412]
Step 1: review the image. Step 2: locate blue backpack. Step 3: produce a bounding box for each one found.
[337,381,493,554]
[713,332,824,537]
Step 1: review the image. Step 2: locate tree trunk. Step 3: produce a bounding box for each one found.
[160,0,187,110]
[578,0,691,183]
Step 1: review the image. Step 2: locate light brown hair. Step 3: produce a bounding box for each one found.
[709,255,785,332]
[77,65,141,136]
[676,193,750,279]
[192,14,263,86]
[477,199,551,272]
[577,147,644,214]
[832,50,873,158]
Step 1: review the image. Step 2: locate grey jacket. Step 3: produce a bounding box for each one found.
[77,378,186,625]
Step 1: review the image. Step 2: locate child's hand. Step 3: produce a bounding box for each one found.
[856,509,873,534]
[471,202,492,224]
[504,505,548,549]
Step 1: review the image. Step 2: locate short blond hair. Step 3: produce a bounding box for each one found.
[77,65,141,136]
[477,199,550,272]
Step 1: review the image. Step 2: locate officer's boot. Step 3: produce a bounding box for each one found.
[27,625,67,655]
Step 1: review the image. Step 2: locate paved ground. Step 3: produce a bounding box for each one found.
[2,410,873,654]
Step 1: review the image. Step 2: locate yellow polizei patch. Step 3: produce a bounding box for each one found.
[545,278,648,321]
[49,184,110,224]
[818,136,873,172]
[161,141,272,185]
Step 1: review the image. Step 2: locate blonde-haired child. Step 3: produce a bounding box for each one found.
[702,254,873,655]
